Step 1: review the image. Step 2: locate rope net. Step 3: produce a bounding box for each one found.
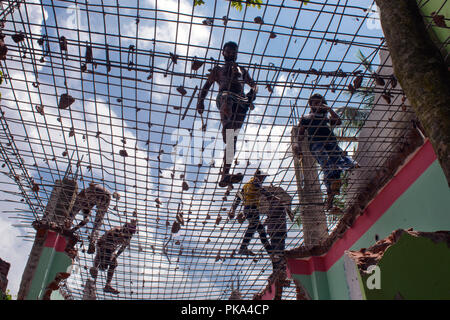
[0,0,440,299]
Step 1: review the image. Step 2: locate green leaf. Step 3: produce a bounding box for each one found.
[231,1,243,11]
[292,205,302,227]
[194,0,262,11]
[1,290,12,300]
[194,0,205,6]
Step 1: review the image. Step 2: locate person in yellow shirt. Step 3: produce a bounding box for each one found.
[230,170,273,256]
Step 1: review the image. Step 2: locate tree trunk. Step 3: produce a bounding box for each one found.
[375,0,450,186]
[291,126,328,247]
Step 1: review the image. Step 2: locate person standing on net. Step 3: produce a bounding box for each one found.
[197,41,258,188]
[293,93,358,209]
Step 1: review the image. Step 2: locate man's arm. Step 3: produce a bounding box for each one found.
[242,67,257,92]
[323,105,342,126]
[115,237,131,259]
[197,68,217,114]
[229,190,242,219]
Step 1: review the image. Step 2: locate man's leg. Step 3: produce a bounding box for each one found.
[269,229,286,271]
[218,96,235,187]
[238,206,257,255]
[219,99,246,187]
[104,257,120,294]
[324,168,342,209]
[219,127,236,187]
[310,142,343,209]
[328,143,358,171]
[88,209,106,254]
[89,252,101,280]
[256,220,273,256]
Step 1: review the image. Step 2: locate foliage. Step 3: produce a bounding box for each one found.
[292,205,302,227]
[194,0,263,11]
[330,173,349,215]
[336,50,376,134]
[1,290,12,300]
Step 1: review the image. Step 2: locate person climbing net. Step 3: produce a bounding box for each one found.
[197,41,258,188]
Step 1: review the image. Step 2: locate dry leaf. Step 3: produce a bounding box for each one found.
[119,149,128,157]
[348,84,356,95]
[390,75,397,88]
[31,182,39,192]
[172,220,181,233]
[176,211,184,225]
[85,45,93,63]
[254,16,264,24]
[176,86,187,96]
[431,12,447,27]
[382,93,391,104]
[353,75,363,89]
[191,60,204,71]
[12,32,25,43]
[35,105,44,115]
[170,52,178,64]
[58,93,75,109]
[374,73,385,86]
[202,18,214,26]
[59,36,68,51]
[222,16,228,25]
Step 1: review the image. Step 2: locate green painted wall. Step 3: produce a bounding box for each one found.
[359,232,450,300]
[328,161,450,299]
[26,247,72,300]
[418,0,450,54]
[292,271,330,300]
[293,160,450,300]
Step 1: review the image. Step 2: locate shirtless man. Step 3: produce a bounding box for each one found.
[197,41,258,187]
[67,183,111,254]
[89,220,137,295]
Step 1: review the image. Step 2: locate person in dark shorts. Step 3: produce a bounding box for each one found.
[197,41,258,187]
[293,93,358,209]
[89,220,137,294]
